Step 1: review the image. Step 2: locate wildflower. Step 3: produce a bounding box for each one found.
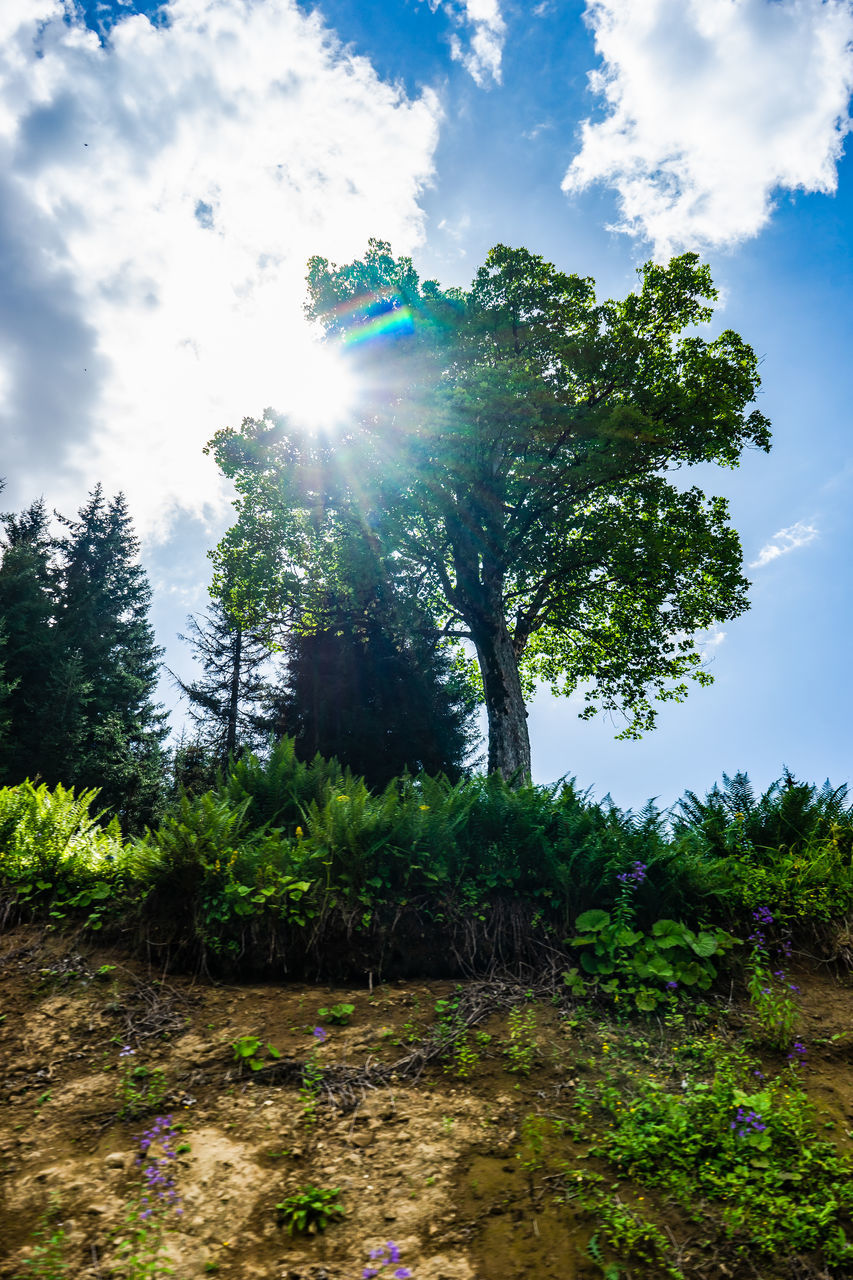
[419,804,430,811]
[666,981,679,990]
[787,1040,806,1064]
[295,826,304,838]
[119,1045,135,1058]
[336,795,349,802]
[312,1026,328,1042]
[616,860,647,886]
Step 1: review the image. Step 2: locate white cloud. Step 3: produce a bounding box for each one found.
[0,0,440,535]
[750,521,818,568]
[564,0,853,256]
[424,0,506,85]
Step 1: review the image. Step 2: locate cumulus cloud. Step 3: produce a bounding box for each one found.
[423,0,506,85]
[750,521,818,569]
[564,0,853,255]
[0,0,440,534]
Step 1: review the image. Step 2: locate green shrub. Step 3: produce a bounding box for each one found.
[594,1049,853,1265]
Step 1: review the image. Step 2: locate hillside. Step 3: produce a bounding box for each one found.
[2,923,852,1280]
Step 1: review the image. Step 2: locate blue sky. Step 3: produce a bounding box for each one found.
[2,0,853,809]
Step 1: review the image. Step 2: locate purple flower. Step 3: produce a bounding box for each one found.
[394,1271,412,1279]
[666,981,679,990]
[312,1026,328,1043]
[617,860,647,887]
[363,1271,379,1279]
[387,1242,401,1263]
[787,1040,807,1064]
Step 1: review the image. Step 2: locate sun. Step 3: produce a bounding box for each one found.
[270,341,357,430]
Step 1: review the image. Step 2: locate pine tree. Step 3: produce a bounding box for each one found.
[54,487,168,828]
[277,545,478,788]
[172,597,275,764]
[0,498,77,784]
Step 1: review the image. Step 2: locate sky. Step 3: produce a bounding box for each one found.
[2,0,853,811]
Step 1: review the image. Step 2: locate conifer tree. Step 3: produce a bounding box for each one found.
[276,537,478,787]
[0,498,75,784]
[54,487,168,828]
[172,596,275,764]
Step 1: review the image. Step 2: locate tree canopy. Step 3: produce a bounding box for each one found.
[207,241,771,782]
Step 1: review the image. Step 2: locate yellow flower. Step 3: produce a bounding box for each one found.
[295,826,304,838]
[336,795,349,802]
[419,804,430,811]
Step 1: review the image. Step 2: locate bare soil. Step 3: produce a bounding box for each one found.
[1,925,852,1280]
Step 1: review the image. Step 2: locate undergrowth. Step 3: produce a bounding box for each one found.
[2,747,852,978]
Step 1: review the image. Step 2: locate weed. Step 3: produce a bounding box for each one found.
[14,1198,70,1279]
[231,1034,282,1073]
[274,1186,343,1234]
[584,1197,684,1280]
[117,1047,168,1119]
[317,1002,355,1025]
[504,1003,538,1074]
[568,900,734,1012]
[299,1034,326,1126]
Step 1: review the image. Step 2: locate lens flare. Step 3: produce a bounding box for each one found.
[326,289,415,348]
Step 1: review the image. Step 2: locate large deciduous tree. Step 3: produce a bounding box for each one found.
[208,242,771,782]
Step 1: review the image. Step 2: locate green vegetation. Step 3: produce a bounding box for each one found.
[590,1046,853,1267]
[116,1047,168,1118]
[0,488,167,831]
[231,1034,282,1073]
[2,754,852,980]
[318,1002,355,1025]
[274,1185,344,1235]
[13,1199,70,1279]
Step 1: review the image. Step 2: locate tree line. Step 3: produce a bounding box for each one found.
[0,482,477,831]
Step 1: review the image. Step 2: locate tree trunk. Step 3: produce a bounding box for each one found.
[226,624,242,759]
[474,616,531,785]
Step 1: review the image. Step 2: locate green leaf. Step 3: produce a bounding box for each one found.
[574,909,611,932]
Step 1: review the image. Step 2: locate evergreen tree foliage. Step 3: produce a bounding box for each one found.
[0,485,167,829]
[53,487,168,828]
[172,596,275,763]
[0,498,72,784]
[277,546,478,788]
